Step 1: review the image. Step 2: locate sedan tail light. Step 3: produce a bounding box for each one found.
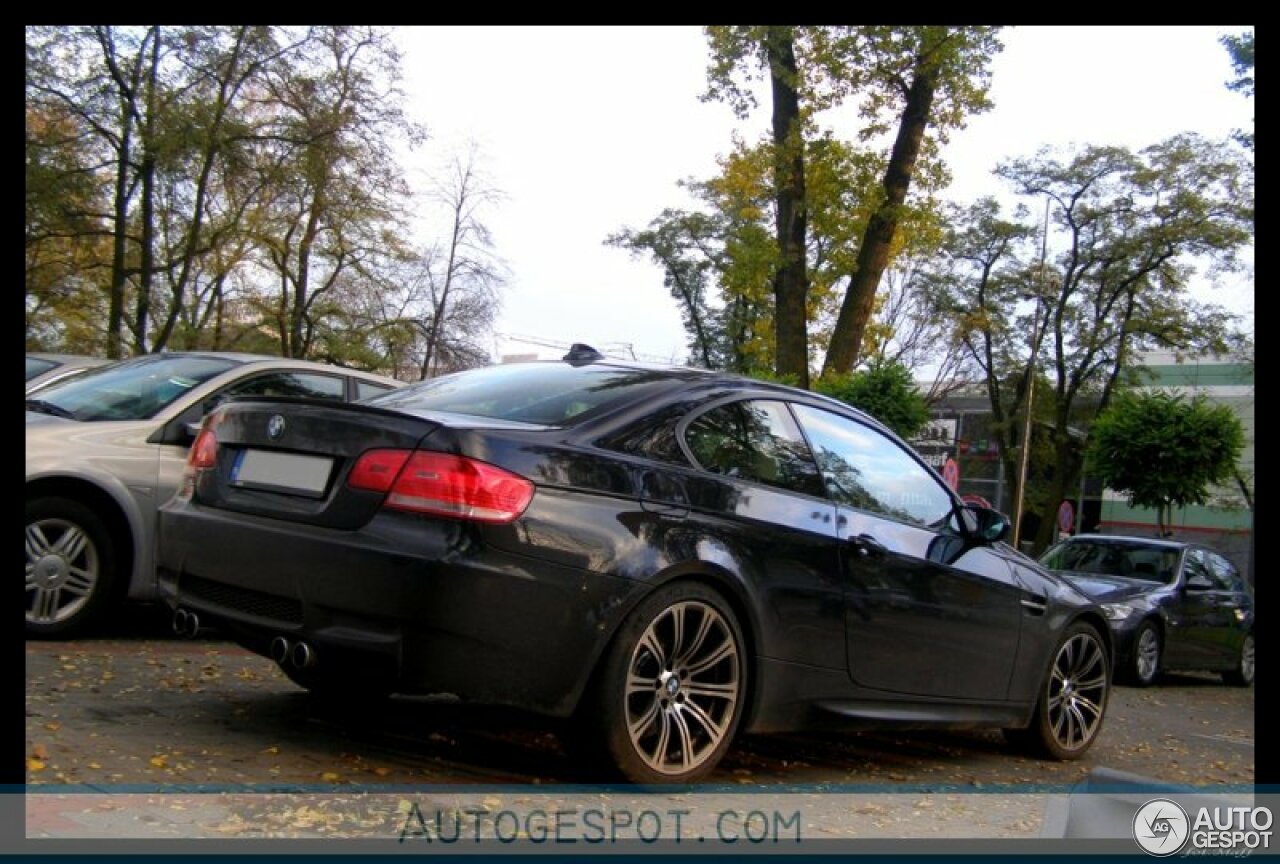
[178,424,219,499]
[348,450,534,524]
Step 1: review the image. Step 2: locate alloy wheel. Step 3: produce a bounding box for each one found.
[623,599,741,777]
[1046,630,1108,752]
[26,515,100,627]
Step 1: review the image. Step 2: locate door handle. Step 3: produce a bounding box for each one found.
[1020,595,1048,615]
[851,534,887,558]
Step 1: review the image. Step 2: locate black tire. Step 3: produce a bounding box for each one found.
[1006,621,1109,760]
[26,497,118,638]
[1126,620,1162,687]
[582,581,747,784]
[1222,633,1254,687]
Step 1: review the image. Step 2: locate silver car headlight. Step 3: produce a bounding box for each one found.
[1100,602,1137,621]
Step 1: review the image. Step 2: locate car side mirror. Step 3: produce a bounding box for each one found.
[1184,577,1213,592]
[959,504,1011,544]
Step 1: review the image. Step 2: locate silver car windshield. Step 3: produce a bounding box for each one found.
[25,355,239,422]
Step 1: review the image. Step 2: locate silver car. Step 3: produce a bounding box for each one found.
[26,352,405,636]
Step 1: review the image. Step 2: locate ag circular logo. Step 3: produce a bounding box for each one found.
[1133,798,1190,856]
[267,414,286,440]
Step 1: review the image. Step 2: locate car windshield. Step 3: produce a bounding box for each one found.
[364,362,676,425]
[1040,539,1180,584]
[25,354,239,422]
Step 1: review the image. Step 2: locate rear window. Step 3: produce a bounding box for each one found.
[363,363,674,425]
[26,357,58,381]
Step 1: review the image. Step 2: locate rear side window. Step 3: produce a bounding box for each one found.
[223,372,345,401]
[355,379,397,401]
[364,363,675,425]
[684,400,824,497]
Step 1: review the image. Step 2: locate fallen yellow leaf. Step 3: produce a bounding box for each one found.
[32,744,48,760]
[149,756,168,768]
[321,772,341,782]
[27,759,45,772]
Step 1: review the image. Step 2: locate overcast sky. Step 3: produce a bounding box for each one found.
[392,26,1255,363]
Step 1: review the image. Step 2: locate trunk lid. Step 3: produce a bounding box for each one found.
[193,396,440,529]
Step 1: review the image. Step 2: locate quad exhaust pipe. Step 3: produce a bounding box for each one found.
[269,635,317,669]
[171,608,200,638]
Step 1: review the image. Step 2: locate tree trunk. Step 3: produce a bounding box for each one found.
[106,114,133,361]
[1032,433,1079,554]
[822,58,939,377]
[766,27,810,388]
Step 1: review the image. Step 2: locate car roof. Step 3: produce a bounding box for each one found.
[575,357,893,434]
[1063,533,1192,550]
[105,351,405,387]
[27,353,108,365]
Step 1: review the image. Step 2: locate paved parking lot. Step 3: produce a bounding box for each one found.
[25,615,1254,792]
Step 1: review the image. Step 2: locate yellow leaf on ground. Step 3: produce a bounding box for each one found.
[149,756,168,768]
[27,759,45,772]
[321,772,341,782]
[32,745,48,760]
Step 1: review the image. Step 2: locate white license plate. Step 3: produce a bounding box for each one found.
[231,449,333,496]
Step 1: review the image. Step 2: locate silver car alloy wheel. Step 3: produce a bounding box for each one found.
[1046,630,1107,752]
[26,515,99,626]
[624,599,741,776]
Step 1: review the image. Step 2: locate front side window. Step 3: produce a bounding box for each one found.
[791,404,954,528]
[1205,551,1248,592]
[1182,549,1219,589]
[684,400,824,497]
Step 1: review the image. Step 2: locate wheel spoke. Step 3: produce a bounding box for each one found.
[1073,693,1102,719]
[651,708,672,767]
[26,523,53,559]
[626,671,654,697]
[675,611,716,668]
[670,708,695,771]
[638,630,667,671]
[683,680,737,701]
[680,698,726,745]
[35,586,60,621]
[1076,674,1107,692]
[668,605,686,662]
[686,639,735,678]
[628,697,660,739]
[54,526,89,563]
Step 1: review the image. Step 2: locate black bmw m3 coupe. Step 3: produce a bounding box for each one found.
[158,346,1112,783]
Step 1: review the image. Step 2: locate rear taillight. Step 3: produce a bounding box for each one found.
[188,426,218,470]
[178,423,219,499]
[348,450,534,524]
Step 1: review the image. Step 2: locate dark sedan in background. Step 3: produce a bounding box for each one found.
[1039,534,1253,687]
[157,346,1113,783]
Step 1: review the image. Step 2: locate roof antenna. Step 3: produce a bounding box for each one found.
[562,343,604,367]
